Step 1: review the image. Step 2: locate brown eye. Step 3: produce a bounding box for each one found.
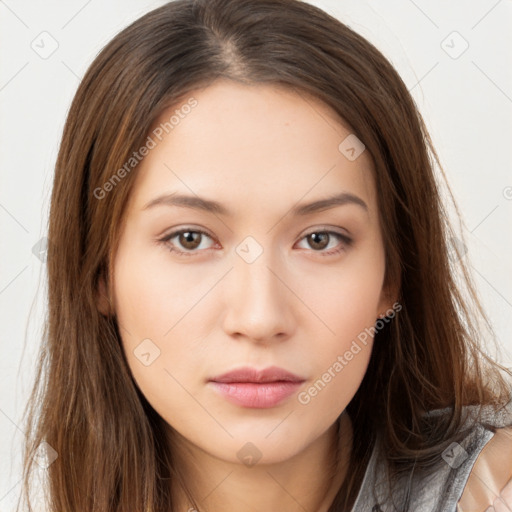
[177,231,203,250]
[306,232,330,250]
[160,228,215,257]
[296,229,353,257]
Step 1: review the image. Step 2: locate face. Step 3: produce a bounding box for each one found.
[106,79,393,466]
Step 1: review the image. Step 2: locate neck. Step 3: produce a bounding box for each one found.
[167,412,353,512]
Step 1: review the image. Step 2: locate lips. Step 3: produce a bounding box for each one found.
[209,365,305,384]
[208,366,305,408]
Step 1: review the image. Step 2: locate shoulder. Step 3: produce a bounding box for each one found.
[352,395,512,512]
[457,426,512,511]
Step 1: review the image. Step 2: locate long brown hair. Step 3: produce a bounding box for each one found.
[19,0,512,510]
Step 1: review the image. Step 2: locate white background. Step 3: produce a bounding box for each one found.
[1,0,511,508]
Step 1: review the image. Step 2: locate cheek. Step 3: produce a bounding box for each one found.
[295,289,378,409]
[112,242,220,341]
[111,247,220,413]
[296,338,373,426]
[290,247,384,410]
[293,245,386,339]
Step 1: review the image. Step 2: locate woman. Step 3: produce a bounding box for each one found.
[19,0,512,510]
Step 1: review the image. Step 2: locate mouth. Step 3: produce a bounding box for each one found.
[208,366,305,408]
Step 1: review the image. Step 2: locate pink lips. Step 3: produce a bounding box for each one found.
[208,366,305,408]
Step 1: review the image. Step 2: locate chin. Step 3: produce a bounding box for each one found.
[202,427,317,467]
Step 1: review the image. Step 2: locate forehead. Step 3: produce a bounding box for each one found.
[127,79,377,218]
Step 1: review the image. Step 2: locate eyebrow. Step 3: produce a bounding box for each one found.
[142,191,368,216]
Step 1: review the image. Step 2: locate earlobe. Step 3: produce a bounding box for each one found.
[376,306,399,322]
[377,280,401,320]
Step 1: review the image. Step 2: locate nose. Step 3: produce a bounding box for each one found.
[222,247,295,345]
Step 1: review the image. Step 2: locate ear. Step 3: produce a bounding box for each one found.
[376,276,401,319]
[96,270,113,317]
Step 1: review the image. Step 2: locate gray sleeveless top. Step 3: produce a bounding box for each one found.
[351,392,512,511]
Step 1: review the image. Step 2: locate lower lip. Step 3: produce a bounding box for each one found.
[208,381,303,408]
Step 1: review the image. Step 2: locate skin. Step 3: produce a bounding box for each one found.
[100,79,397,511]
[459,426,512,511]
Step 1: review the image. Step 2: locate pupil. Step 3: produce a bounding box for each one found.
[181,231,200,249]
[310,232,328,249]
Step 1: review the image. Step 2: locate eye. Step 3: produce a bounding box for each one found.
[295,229,352,257]
[159,228,217,257]
[158,227,352,258]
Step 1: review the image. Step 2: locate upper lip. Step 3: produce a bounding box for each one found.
[209,365,305,383]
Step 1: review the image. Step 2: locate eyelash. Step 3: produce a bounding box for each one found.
[158,227,353,258]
